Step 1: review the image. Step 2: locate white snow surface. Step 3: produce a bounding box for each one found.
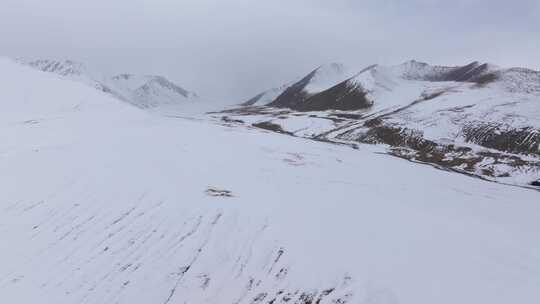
[303,63,355,94]
[2,57,540,304]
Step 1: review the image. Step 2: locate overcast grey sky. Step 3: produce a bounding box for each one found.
[1,0,539,101]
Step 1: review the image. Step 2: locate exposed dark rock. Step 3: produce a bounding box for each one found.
[266,61,502,113]
[150,76,191,97]
[420,90,446,100]
[331,293,352,304]
[275,268,288,280]
[331,113,363,120]
[438,62,494,83]
[269,64,376,112]
[215,106,291,117]
[531,180,540,187]
[205,187,234,198]
[404,61,499,84]
[251,292,268,304]
[462,123,540,156]
[337,120,539,179]
[473,72,500,87]
[294,81,372,112]
[252,121,293,135]
[350,121,437,152]
[282,292,296,302]
[314,288,335,304]
[269,70,316,109]
[297,292,316,304]
[221,116,245,124]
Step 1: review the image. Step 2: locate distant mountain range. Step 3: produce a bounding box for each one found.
[227,60,540,187]
[243,60,540,111]
[18,58,199,108]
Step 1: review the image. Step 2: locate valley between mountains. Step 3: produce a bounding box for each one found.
[225,61,540,188]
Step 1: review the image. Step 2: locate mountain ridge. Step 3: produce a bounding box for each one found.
[245,60,540,110]
[17,58,199,109]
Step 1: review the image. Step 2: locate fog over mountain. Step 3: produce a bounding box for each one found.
[1,0,539,101]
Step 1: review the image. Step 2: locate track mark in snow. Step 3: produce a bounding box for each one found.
[22,200,45,212]
[236,223,268,278]
[267,248,284,275]
[163,212,223,304]
[166,216,203,257]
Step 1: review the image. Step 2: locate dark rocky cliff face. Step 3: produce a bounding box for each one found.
[293,80,373,112]
[268,69,373,112]
[269,70,316,109]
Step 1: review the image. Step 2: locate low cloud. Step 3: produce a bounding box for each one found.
[1,0,538,101]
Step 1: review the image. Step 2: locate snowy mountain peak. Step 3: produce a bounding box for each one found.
[305,62,352,94]
[393,60,497,84]
[348,64,397,96]
[266,63,355,110]
[109,73,198,108]
[110,74,199,100]
[18,58,200,109]
[315,62,347,74]
[399,59,430,69]
[241,84,292,106]
[110,74,189,95]
[244,59,540,113]
[148,75,196,98]
[391,60,540,94]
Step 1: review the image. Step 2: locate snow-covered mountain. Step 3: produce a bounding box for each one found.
[264,63,355,110]
[3,56,540,304]
[241,84,291,106]
[18,58,199,108]
[110,73,199,108]
[241,63,354,108]
[226,60,540,187]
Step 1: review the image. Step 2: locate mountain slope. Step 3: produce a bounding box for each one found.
[2,57,540,304]
[241,83,293,106]
[18,58,199,108]
[395,60,497,83]
[268,63,356,110]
